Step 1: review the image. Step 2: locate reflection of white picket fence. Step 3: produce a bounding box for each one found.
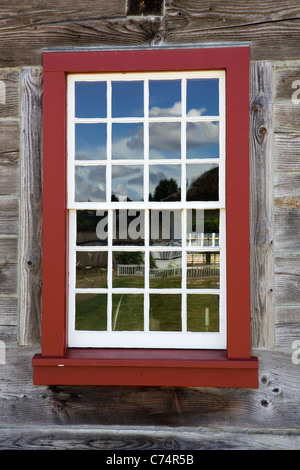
[187,233,219,247]
[117,264,220,278]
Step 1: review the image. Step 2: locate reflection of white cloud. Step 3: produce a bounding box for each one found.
[112,166,143,201]
[187,122,219,147]
[75,145,106,160]
[75,166,106,202]
[149,101,182,117]
[149,101,207,118]
[150,122,181,152]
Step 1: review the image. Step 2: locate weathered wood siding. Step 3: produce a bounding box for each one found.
[1,0,300,450]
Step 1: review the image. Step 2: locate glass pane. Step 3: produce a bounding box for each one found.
[149,80,181,117]
[149,294,182,331]
[112,81,144,117]
[77,210,108,246]
[186,209,219,247]
[186,163,219,201]
[187,294,219,332]
[75,81,107,118]
[112,294,144,331]
[186,122,219,159]
[150,210,182,246]
[149,164,181,201]
[75,293,107,331]
[149,122,181,159]
[75,123,107,160]
[187,252,220,289]
[75,165,106,202]
[113,210,144,246]
[76,251,108,288]
[187,79,219,116]
[113,251,144,288]
[149,251,182,288]
[111,165,143,201]
[112,123,143,160]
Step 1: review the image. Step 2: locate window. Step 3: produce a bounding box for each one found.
[33,47,258,387]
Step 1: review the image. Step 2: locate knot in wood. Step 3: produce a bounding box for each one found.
[259,126,267,135]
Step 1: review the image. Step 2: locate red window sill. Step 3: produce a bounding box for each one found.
[32,349,258,388]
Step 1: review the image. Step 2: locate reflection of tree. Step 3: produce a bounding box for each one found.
[150,178,180,202]
[114,252,144,265]
[154,167,218,202]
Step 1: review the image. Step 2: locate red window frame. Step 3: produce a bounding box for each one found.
[32,46,258,388]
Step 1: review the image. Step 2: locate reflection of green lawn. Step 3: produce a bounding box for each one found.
[150,294,182,331]
[75,292,219,333]
[76,269,107,288]
[187,294,219,332]
[75,294,107,330]
[113,275,144,288]
[187,276,219,289]
[150,276,181,289]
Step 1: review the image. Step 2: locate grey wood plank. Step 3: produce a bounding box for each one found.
[275,306,300,346]
[0,198,19,235]
[274,198,300,251]
[275,134,300,172]
[274,63,300,102]
[0,120,19,196]
[274,255,300,304]
[249,61,274,348]
[274,173,300,197]
[19,68,43,346]
[0,1,300,65]
[0,265,18,295]
[274,103,300,133]
[1,424,300,450]
[1,346,300,434]
[0,297,18,343]
[0,70,20,118]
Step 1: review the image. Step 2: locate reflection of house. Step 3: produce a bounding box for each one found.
[163,167,219,202]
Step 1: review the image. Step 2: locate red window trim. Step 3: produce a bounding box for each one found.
[32,46,258,388]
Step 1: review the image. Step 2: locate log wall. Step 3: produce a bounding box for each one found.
[1,0,300,450]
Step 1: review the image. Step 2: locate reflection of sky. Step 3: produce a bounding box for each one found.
[149,164,181,197]
[149,80,181,116]
[112,165,143,201]
[187,79,219,116]
[186,163,218,190]
[112,123,144,159]
[75,123,107,160]
[149,122,181,159]
[74,79,220,201]
[75,82,107,118]
[112,81,144,117]
[186,122,219,158]
[75,166,106,202]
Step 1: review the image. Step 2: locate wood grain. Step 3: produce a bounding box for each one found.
[0,297,18,343]
[0,199,19,234]
[0,120,19,196]
[249,62,274,348]
[1,346,300,442]
[274,256,300,305]
[0,1,300,65]
[274,103,300,133]
[275,306,300,346]
[274,63,300,102]
[19,68,43,346]
[275,134,300,172]
[0,70,20,118]
[274,198,300,251]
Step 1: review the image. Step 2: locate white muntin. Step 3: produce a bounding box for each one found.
[67,70,226,350]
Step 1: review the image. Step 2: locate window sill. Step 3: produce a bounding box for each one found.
[32,349,258,388]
